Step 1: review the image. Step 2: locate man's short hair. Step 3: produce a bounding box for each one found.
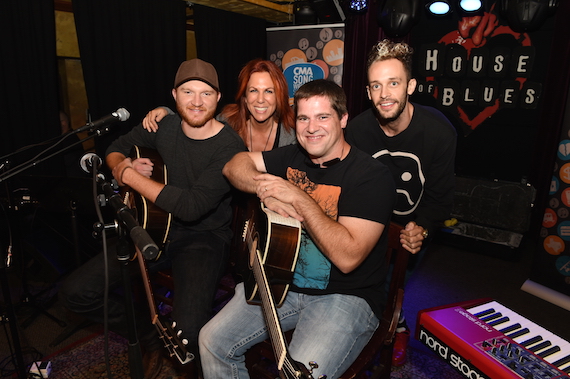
[293,79,348,119]
[367,39,414,80]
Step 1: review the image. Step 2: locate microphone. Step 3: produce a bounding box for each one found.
[99,179,159,260]
[75,108,130,133]
[80,153,102,174]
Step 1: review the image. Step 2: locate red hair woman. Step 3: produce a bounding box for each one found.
[143,59,296,151]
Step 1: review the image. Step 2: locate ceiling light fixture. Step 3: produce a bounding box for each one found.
[349,0,368,13]
[378,0,422,37]
[426,0,452,15]
[500,0,559,32]
[459,0,483,12]
[294,1,317,24]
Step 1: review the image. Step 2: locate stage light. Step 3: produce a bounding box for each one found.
[349,0,368,13]
[501,0,559,32]
[378,0,422,37]
[426,0,452,15]
[294,1,317,25]
[311,0,346,21]
[459,0,483,12]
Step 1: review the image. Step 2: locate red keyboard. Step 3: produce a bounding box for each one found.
[417,299,570,379]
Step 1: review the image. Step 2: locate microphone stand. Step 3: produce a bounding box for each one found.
[0,123,115,378]
[0,126,110,184]
[95,174,158,379]
[115,223,145,379]
[0,253,27,379]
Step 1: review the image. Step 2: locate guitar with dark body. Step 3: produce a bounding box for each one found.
[233,194,301,306]
[122,146,193,365]
[236,198,323,378]
[124,146,171,254]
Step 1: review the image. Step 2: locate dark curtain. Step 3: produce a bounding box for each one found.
[0,0,63,176]
[528,0,570,234]
[343,2,380,120]
[72,0,187,159]
[342,2,408,120]
[193,5,267,110]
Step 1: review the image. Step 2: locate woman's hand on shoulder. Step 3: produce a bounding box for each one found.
[142,107,169,132]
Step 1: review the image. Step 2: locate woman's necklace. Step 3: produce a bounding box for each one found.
[248,120,276,152]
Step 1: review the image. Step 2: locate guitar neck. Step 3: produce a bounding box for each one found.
[136,247,159,322]
[243,202,311,379]
[251,248,288,368]
[135,247,194,365]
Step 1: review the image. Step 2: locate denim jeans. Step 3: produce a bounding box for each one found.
[199,282,379,379]
[59,224,229,356]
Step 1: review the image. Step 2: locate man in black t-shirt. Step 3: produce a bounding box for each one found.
[199,79,396,379]
[346,39,457,367]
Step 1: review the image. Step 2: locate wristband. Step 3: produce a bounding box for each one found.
[120,165,133,183]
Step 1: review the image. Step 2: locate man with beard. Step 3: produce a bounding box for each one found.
[345,40,456,367]
[60,59,245,378]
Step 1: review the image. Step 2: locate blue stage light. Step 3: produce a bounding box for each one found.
[349,0,368,13]
[459,0,482,12]
[427,1,451,15]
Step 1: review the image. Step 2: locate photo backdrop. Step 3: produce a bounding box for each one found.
[267,23,345,104]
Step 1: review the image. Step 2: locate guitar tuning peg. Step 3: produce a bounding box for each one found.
[182,338,188,345]
[177,330,182,337]
[171,321,177,328]
[308,362,326,378]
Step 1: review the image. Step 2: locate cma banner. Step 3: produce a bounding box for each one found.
[267,24,344,103]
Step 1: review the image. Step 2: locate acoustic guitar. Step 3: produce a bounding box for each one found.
[239,200,316,378]
[122,146,192,365]
[123,146,171,255]
[233,195,302,306]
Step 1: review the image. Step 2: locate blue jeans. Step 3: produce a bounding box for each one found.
[199,283,379,379]
[59,224,229,356]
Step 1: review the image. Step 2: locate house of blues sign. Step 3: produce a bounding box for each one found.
[410,1,554,182]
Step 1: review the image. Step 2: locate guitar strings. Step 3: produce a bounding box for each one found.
[246,226,284,358]
[246,215,306,377]
[254,252,288,367]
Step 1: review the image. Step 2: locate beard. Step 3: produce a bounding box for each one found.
[373,96,407,124]
[177,103,216,127]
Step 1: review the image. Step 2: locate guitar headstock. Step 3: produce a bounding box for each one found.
[154,316,194,365]
[281,356,325,379]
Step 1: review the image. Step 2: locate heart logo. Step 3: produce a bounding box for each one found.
[432,5,531,133]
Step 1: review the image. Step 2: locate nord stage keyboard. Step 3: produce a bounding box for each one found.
[417,299,570,379]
